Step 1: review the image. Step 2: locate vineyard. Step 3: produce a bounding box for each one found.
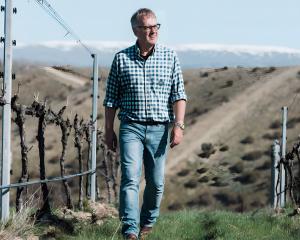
[0,87,120,218]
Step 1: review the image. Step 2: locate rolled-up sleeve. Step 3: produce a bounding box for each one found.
[170,53,187,104]
[103,55,120,108]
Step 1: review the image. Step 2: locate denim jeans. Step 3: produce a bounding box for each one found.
[119,121,169,237]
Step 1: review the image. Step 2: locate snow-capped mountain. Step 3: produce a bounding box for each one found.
[1,41,300,68]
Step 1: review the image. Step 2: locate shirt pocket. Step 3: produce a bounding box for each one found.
[151,70,172,96]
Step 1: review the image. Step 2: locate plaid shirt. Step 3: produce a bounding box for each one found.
[103,43,187,122]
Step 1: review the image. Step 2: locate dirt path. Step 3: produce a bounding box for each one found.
[166,66,300,173]
[42,67,87,87]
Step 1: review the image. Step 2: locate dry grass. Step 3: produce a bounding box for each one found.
[0,188,41,240]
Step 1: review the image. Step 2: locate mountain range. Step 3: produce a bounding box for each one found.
[1,41,300,68]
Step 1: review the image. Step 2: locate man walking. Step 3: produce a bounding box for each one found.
[104,8,187,240]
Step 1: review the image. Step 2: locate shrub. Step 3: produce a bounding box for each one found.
[189,107,209,118]
[210,177,228,187]
[184,179,198,189]
[196,168,208,174]
[251,67,260,72]
[177,169,190,177]
[262,132,281,140]
[264,66,276,74]
[198,143,216,159]
[241,151,263,161]
[220,80,233,89]
[240,136,254,144]
[198,151,214,158]
[213,193,241,206]
[229,162,244,174]
[287,117,300,129]
[219,145,229,152]
[198,176,210,183]
[234,173,257,184]
[269,120,281,129]
[201,143,214,152]
[186,194,212,207]
[215,66,228,72]
[222,66,228,70]
[200,72,209,77]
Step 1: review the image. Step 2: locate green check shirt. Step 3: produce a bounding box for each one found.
[103,43,187,122]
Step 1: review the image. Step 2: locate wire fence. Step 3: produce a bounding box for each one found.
[0,0,119,222]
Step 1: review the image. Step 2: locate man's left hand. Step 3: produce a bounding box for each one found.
[170,126,183,148]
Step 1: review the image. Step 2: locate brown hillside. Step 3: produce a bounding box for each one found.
[163,66,300,212]
[1,63,300,212]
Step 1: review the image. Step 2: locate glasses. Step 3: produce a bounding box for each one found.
[136,23,161,32]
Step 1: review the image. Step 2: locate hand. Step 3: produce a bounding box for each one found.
[170,126,183,148]
[105,129,118,152]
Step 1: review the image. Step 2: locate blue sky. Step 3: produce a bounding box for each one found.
[1,0,300,49]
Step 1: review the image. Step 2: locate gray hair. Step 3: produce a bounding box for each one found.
[130,8,156,28]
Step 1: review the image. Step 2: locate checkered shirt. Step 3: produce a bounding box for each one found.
[103,43,187,122]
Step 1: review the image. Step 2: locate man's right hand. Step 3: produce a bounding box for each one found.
[104,107,118,151]
[105,129,118,152]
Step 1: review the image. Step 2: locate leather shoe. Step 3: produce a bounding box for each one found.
[139,226,153,239]
[124,233,137,240]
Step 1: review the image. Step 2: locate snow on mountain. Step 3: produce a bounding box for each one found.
[173,43,300,55]
[2,41,300,68]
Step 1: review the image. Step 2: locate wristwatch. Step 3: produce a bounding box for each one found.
[174,122,185,130]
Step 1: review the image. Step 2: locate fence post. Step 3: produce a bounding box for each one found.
[271,139,280,208]
[1,0,13,223]
[90,54,98,202]
[280,106,288,208]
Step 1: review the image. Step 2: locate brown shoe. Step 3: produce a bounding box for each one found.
[124,233,138,240]
[139,226,153,239]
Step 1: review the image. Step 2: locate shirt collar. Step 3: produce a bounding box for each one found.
[135,41,157,57]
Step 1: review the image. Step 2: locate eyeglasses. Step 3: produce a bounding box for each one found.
[136,23,161,32]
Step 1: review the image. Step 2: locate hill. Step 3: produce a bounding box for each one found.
[1,63,300,213]
[163,65,300,212]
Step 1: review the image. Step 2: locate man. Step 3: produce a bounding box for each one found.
[103,8,187,240]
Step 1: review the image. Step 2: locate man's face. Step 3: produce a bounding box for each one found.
[133,15,159,47]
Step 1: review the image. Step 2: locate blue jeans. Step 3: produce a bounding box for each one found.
[119,121,169,237]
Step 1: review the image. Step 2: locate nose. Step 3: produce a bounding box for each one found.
[150,27,157,34]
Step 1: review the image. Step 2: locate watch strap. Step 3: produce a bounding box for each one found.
[174,122,185,130]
